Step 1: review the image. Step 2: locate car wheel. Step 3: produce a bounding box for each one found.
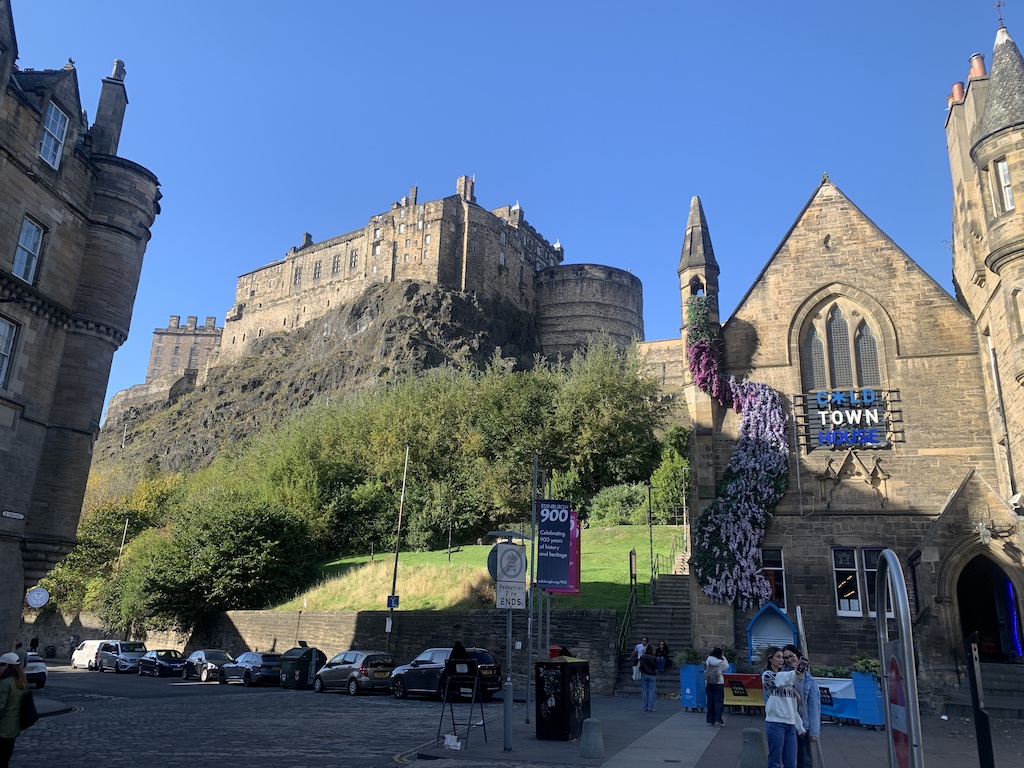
[114,661,121,674]
[242,671,252,687]
[348,679,359,696]
[219,671,227,684]
[392,677,407,699]
[87,660,95,671]
[181,667,189,680]
[200,667,210,683]
[313,676,324,693]
[153,666,162,678]
[35,680,45,690]
[138,665,144,676]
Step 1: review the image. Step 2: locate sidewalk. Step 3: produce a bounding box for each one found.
[405,696,1023,768]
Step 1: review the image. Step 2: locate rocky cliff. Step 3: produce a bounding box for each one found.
[95,280,542,476]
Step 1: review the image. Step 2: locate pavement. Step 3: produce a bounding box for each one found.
[403,696,1023,768]
[27,682,1024,767]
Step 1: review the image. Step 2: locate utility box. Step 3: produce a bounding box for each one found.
[535,656,591,740]
[279,646,326,690]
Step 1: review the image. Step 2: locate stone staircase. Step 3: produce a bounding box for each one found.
[615,573,692,697]
[944,663,1024,719]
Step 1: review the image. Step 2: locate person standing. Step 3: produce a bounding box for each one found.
[639,644,658,712]
[762,646,805,768]
[27,638,38,655]
[784,645,820,768]
[0,652,27,768]
[705,646,729,727]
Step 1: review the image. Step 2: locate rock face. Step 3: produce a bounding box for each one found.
[95,281,542,474]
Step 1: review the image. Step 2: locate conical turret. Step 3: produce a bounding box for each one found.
[678,195,720,327]
[973,25,1024,151]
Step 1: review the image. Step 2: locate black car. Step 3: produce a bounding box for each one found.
[181,649,234,682]
[390,647,501,701]
[313,650,394,695]
[138,649,187,677]
[220,652,282,686]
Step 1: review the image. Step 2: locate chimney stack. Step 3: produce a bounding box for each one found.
[969,53,987,79]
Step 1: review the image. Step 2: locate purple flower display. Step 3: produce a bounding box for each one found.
[685,297,790,610]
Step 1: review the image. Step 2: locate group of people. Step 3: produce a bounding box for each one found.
[630,636,674,712]
[702,642,820,768]
[0,648,29,768]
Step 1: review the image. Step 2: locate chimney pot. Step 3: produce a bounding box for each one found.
[951,81,965,102]
[969,53,987,79]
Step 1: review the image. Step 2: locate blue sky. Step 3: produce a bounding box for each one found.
[10,1,1012,411]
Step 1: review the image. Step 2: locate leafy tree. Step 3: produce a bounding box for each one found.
[650,425,691,524]
[588,483,648,526]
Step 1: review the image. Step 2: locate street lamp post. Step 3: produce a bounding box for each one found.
[646,482,654,597]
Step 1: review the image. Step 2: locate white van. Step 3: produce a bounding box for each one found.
[71,639,108,670]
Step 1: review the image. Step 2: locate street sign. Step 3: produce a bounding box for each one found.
[496,543,526,582]
[496,581,526,610]
[387,595,399,609]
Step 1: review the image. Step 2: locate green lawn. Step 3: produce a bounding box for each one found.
[286,524,685,612]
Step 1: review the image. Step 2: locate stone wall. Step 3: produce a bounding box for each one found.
[22,607,621,695]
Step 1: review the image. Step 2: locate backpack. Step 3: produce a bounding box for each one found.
[20,688,39,730]
[704,664,718,684]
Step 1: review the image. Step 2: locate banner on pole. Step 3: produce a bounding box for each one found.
[537,499,579,592]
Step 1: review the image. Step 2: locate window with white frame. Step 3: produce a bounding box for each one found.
[13,218,43,283]
[761,548,786,610]
[349,251,358,269]
[332,254,341,274]
[994,158,1016,214]
[39,103,69,168]
[832,547,862,616]
[0,317,16,388]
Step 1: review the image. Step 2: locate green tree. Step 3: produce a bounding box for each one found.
[588,483,648,526]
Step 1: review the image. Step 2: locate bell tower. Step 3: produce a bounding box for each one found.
[677,195,720,332]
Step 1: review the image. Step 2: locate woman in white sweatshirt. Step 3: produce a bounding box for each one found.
[761,646,805,768]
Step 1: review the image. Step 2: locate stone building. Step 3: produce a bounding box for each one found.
[0,1,160,648]
[213,176,643,367]
[145,315,220,384]
[651,22,1024,702]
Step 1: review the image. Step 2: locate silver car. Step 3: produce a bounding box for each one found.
[98,640,148,673]
[313,650,395,695]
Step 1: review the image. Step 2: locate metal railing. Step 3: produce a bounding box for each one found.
[651,532,686,604]
[616,583,639,652]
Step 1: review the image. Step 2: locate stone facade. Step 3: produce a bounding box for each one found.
[0,1,160,650]
[634,24,1024,704]
[211,176,643,370]
[145,315,220,384]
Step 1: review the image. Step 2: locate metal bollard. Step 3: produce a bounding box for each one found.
[578,718,606,759]
[739,727,768,768]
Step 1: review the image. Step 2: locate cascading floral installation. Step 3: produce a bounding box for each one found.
[685,296,790,610]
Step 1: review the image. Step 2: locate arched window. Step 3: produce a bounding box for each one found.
[801,301,883,392]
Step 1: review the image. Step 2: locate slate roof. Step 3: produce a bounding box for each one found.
[678,195,719,276]
[974,25,1024,149]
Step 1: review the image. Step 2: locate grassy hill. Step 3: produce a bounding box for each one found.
[274,525,684,612]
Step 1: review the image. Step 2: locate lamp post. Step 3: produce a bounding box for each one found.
[646,482,655,596]
[386,443,410,652]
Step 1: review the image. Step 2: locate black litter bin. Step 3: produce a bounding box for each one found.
[44,645,56,659]
[279,646,326,690]
[535,656,591,740]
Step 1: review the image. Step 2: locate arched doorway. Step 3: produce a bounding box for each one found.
[956,555,1024,663]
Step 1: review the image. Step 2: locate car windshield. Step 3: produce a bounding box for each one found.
[157,651,183,660]
[367,655,394,668]
[205,651,232,661]
[121,643,146,652]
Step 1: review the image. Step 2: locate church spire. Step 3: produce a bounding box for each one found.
[678,195,721,327]
[974,24,1024,151]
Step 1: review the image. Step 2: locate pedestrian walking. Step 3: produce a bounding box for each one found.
[639,644,658,711]
[27,638,38,655]
[784,645,820,768]
[762,646,805,768]
[705,646,729,726]
[0,652,27,768]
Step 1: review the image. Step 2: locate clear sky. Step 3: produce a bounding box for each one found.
[9,1,1013,412]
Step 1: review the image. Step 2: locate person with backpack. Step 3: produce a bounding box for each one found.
[704,646,729,726]
[0,652,27,768]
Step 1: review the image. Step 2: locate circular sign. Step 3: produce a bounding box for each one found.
[888,655,910,768]
[25,586,49,609]
[499,546,526,581]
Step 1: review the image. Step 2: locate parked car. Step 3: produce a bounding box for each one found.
[71,639,108,671]
[220,652,282,686]
[313,650,395,695]
[138,649,187,677]
[390,647,501,701]
[181,649,234,682]
[98,640,148,673]
[23,652,47,689]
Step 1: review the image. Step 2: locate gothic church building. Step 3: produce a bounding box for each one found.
[667,23,1024,699]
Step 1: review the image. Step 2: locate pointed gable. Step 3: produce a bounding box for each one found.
[974,25,1024,150]
[722,176,976,372]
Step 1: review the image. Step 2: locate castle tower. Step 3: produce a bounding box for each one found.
[677,195,721,330]
[947,23,1024,498]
